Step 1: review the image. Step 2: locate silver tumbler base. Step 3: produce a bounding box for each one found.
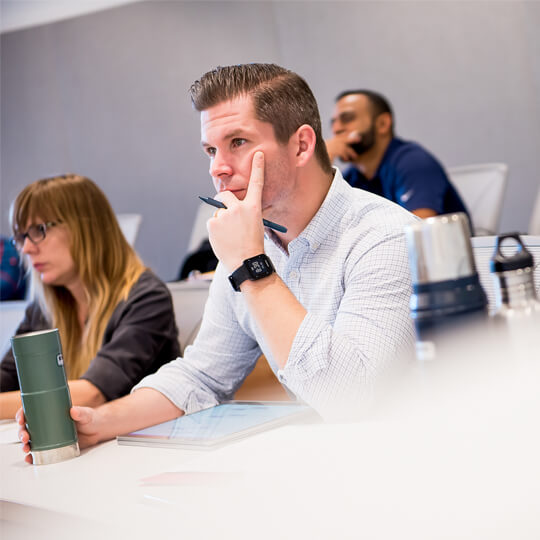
[32,442,80,465]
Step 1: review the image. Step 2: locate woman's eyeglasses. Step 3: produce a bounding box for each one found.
[11,221,60,250]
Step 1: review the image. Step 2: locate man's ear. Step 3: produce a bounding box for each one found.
[376,112,393,136]
[292,124,316,167]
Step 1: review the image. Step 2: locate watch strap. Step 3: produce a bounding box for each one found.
[228,254,275,292]
[228,264,253,292]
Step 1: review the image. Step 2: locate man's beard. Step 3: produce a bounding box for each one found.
[349,123,376,155]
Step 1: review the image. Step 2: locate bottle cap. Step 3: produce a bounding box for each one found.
[490,233,534,273]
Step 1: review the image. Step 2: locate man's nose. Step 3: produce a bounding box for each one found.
[332,122,345,136]
[209,150,233,180]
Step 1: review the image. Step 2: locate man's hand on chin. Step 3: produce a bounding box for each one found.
[208,151,267,272]
[325,133,360,163]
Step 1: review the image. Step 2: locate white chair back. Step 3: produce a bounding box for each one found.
[116,213,142,246]
[187,203,214,254]
[166,280,211,354]
[529,189,540,235]
[446,163,508,236]
[0,301,27,357]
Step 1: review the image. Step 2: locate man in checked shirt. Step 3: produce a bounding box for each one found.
[18,64,417,459]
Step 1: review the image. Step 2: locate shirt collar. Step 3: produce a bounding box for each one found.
[288,167,350,254]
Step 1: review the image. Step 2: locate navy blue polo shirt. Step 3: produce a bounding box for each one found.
[343,137,472,228]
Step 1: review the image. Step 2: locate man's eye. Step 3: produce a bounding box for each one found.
[231,138,247,148]
[205,147,216,157]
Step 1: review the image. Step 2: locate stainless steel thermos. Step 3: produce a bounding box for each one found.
[405,213,488,360]
[11,329,80,465]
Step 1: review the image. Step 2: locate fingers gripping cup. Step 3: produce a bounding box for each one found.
[11,329,80,465]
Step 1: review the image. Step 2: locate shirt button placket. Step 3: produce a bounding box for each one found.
[288,269,299,297]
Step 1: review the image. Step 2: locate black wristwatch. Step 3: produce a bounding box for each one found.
[228,254,275,292]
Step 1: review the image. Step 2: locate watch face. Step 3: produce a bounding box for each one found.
[229,254,275,292]
[247,255,273,278]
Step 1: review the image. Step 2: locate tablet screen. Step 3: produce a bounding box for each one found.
[118,401,313,449]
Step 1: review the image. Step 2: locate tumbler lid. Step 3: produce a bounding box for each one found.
[490,233,534,273]
[11,328,60,357]
[405,212,476,285]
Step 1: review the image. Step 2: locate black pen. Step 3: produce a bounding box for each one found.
[198,196,287,233]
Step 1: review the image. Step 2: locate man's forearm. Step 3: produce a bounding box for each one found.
[240,274,306,369]
[92,388,184,444]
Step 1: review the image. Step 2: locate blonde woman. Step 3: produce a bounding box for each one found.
[0,174,180,419]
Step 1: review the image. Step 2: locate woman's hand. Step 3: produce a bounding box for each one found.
[15,408,32,464]
[16,405,102,464]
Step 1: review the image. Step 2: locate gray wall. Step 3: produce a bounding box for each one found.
[2,0,539,281]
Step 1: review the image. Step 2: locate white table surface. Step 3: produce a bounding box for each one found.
[2,321,540,540]
[2,392,540,540]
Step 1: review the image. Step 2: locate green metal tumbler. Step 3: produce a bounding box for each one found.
[11,329,80,465]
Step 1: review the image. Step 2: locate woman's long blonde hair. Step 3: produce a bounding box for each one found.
[11,174,145,379]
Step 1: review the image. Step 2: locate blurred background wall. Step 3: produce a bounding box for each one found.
[1,0,539,281]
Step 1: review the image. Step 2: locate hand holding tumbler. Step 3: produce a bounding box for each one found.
[11,329,80,465]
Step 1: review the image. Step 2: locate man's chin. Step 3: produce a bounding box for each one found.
[227,189,247,200]
[349,143,371,156]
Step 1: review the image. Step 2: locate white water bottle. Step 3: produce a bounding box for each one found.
[490,233,540,360]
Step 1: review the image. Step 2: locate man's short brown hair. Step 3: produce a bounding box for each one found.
[190,63,332,174]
